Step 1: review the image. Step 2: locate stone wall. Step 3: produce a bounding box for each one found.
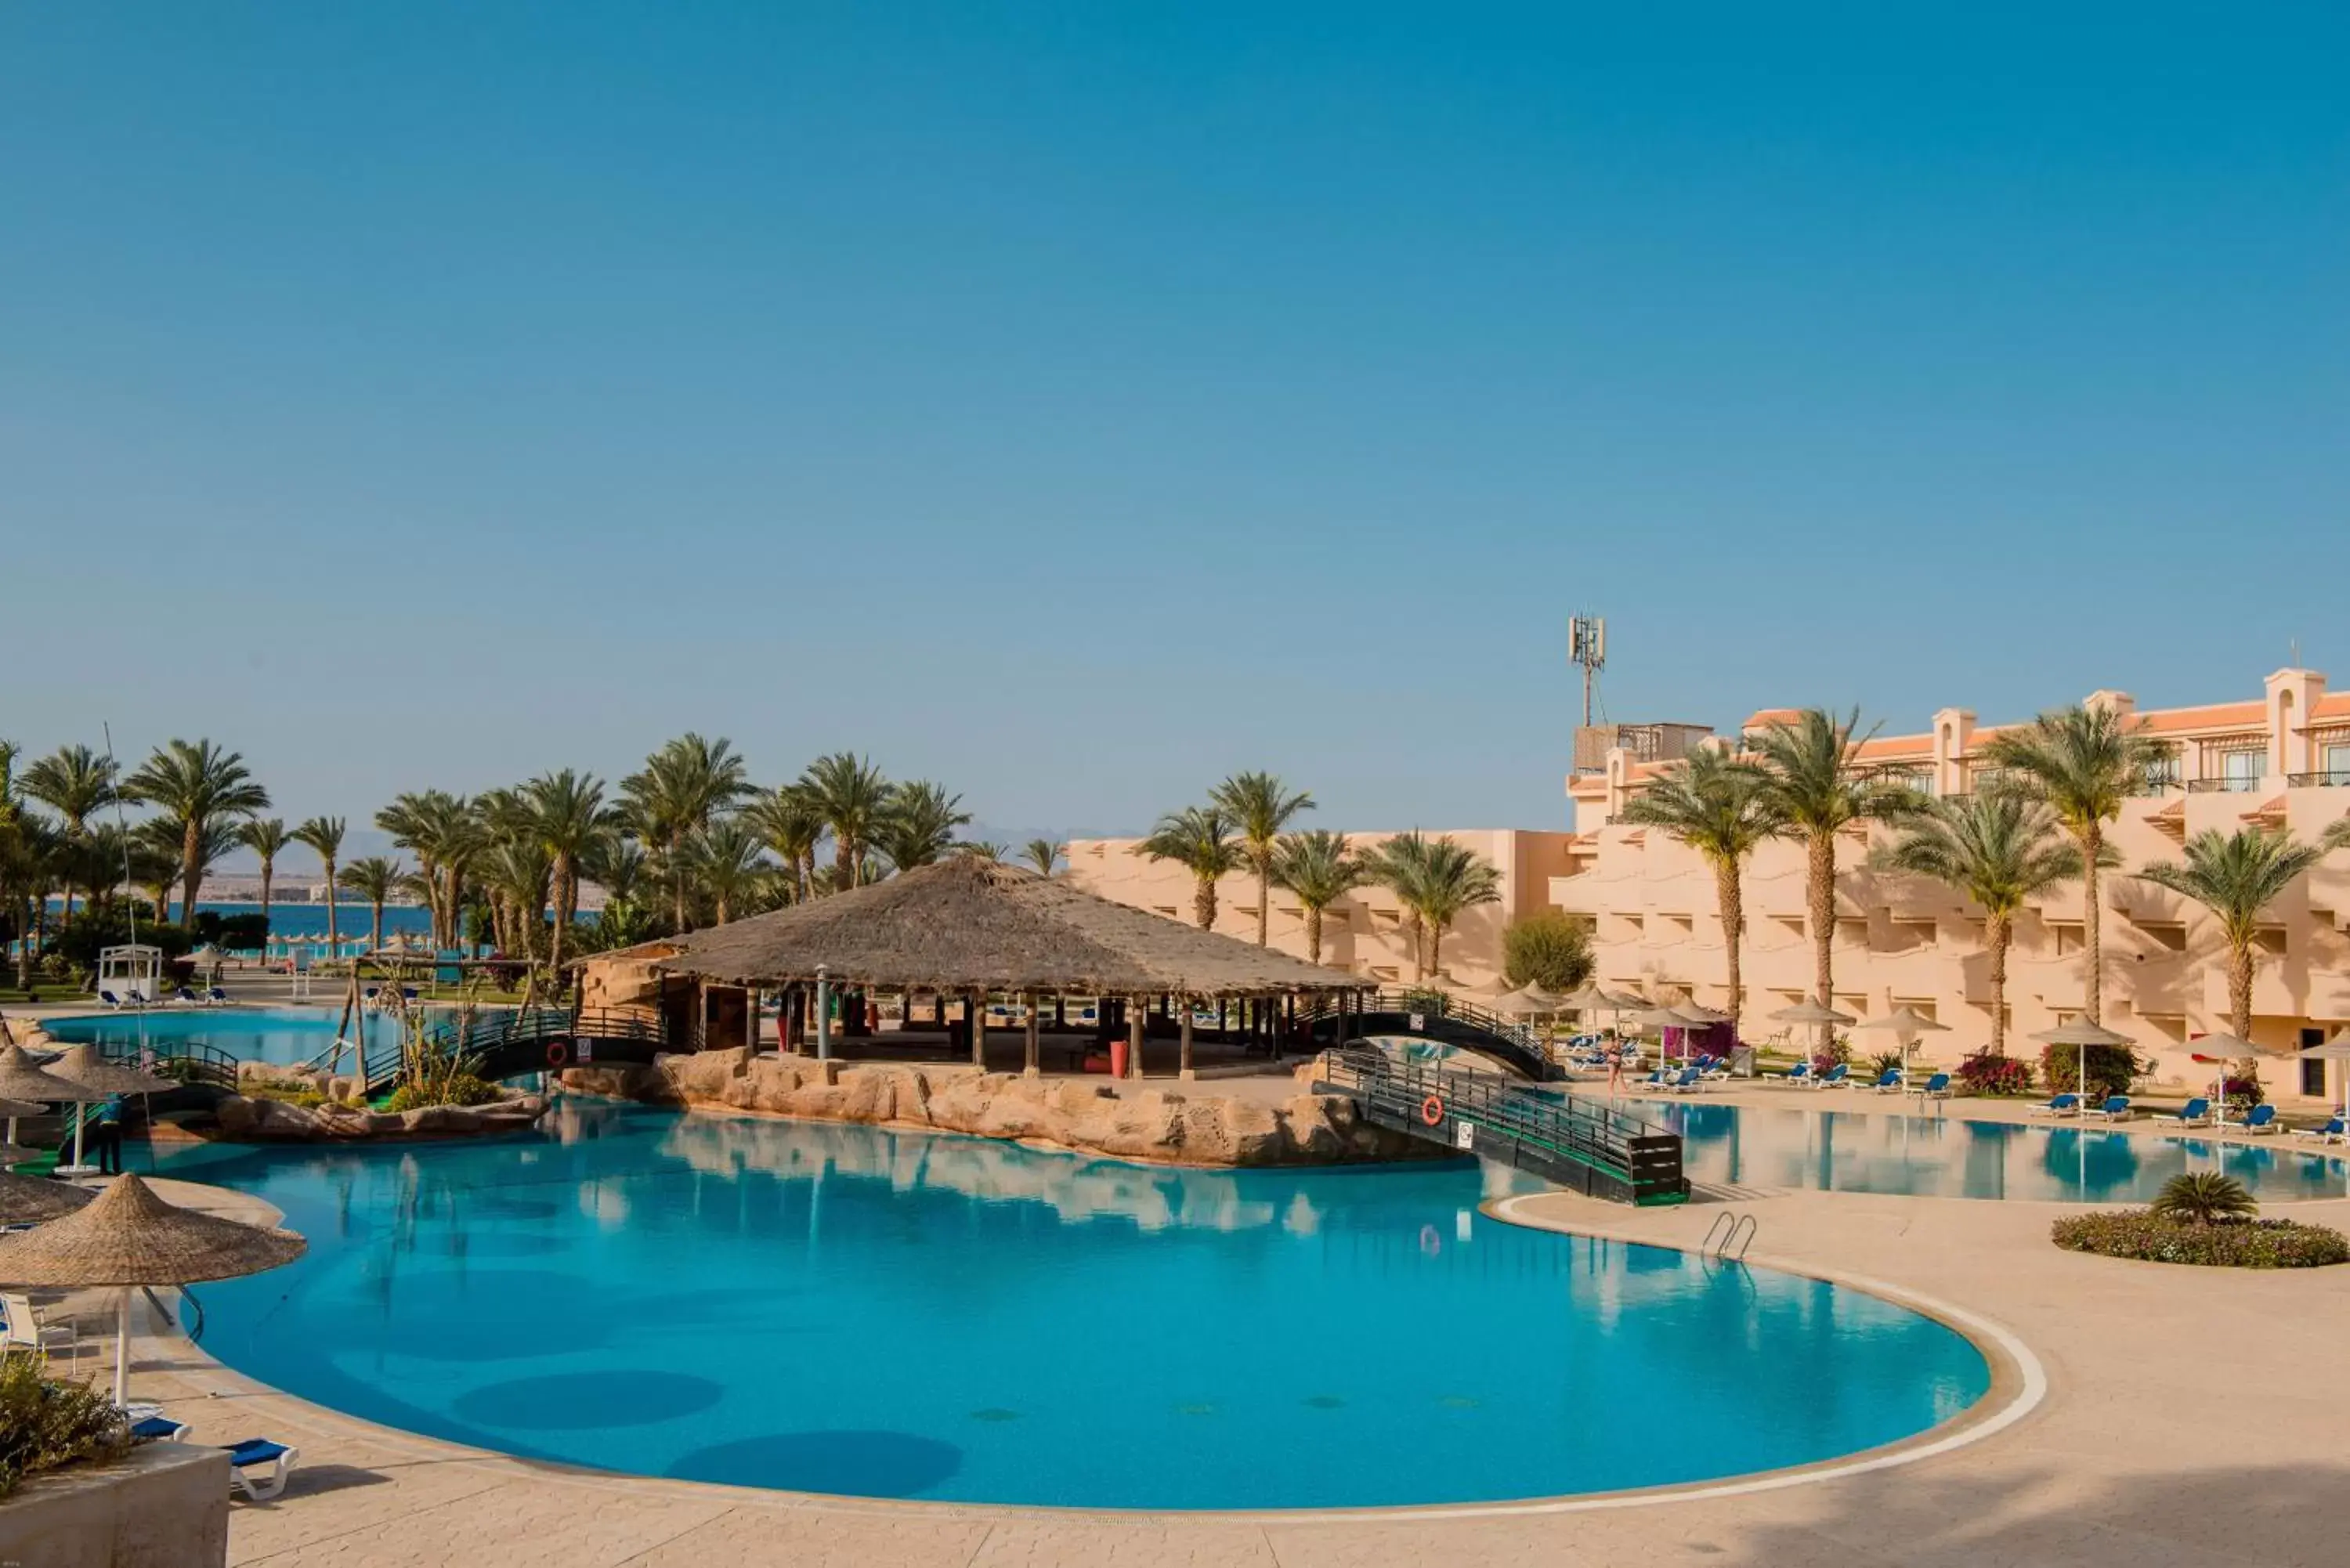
[0,1441,229,1568]
[563,1050,1436,1168]
[209,1089,548,1142]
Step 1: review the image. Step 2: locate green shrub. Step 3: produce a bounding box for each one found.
[2149,1172,2258,1226]
[2039,1042,2143,1100]
[1500,911,1594,992]
[1957,1049,2034,1096]
[0,1357,131,1499]
[383,1074,504,1113]
[241,1082,327,1109]
[2052,1211,2348,1269]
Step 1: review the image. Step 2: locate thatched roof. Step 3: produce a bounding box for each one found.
[619,855,1365,997]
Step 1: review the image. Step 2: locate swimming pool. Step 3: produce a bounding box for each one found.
[1655,1100,2350,1202]
[45,1007,404,1068]
[157,1104,1987,1509]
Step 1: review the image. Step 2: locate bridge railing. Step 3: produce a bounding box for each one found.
[1315,1046,1675,1190]
[98,1036,240,1094]
[1300,989,1539,1048]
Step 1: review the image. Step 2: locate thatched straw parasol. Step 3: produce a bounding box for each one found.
[0,1171,95,1225]
[2030,1018,2135,1103]
[0,1046,104,1105]
[1770,997,1857,1027]
[47,1045,174,1097]
[0,1173,306,1404]
[1855,1005,1950,1080]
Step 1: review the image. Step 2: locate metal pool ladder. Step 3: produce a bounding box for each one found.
[1701,1210,1757,1263]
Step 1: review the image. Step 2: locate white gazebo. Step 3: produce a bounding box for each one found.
[96,944,164,1006]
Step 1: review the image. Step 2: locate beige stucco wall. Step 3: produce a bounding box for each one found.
[1553,669,2350,1104]
[1065,829,1573,989]
[0,1440,230,1568]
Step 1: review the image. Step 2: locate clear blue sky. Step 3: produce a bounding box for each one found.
[5,2,2345,847]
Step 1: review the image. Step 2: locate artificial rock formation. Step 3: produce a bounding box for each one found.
[210,1086,547,1142]
[562,1049,1432,1168]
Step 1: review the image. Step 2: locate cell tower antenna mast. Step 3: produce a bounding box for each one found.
[1568,614,1607,728]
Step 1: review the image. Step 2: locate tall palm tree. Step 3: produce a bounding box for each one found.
[621,735,754,929]
[874,781,971,873]
[479,836,554,961]
[1021,839,1066,877]
[337,856,404,954]
[1874,794,2084,1057]
[527,769,611,974]
[1979,704,2167,1025]
[237,818,293,935]
[2136,827,2326,1042]
[378,790,473,947]
[20,744,118,918]
[129,820,186,927]
[1209,772,1314,946]
[582,835,648,909]
[799,753,891,891]
[743,785,826,905]
[292,817,347,953]
[1269,829,1364,965]
[1748,709,1923,1046]
[1619,748,1781,1030]
[1134,807,1244,929]
[122,739,271,928]
[1410,836,1502,980]
[682,820,770,924]
[1362,830,1437,977]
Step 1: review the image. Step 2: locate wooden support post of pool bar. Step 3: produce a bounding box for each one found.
[1023,992,1040,1077]
[747,987,761,1056]
[1128,995,1148,1079]
[814,967,831,1062]
[1179,1000,1195,1080]
[970,987,987,1069]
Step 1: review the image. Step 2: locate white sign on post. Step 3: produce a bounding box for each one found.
[1409,1013,1426,1032]
[578,1039,595,1063]
[1454,1120,1475,1151]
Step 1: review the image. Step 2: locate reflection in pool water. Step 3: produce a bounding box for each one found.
[157,1102,1987,1509]
[1655,1101,2350,1201]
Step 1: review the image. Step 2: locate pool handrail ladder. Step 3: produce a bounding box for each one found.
[1300,990,1564,1081]
[1313,1045,1687,1205]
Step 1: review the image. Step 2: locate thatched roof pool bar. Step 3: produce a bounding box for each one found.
[577,856,1371,1080]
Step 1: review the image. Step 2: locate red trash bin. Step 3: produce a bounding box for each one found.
[1109,1039,1130,1078]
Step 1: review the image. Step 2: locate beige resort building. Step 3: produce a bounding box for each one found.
[1072,667,2350,1106]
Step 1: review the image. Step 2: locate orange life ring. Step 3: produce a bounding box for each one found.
[1419,1094,1444,1126]
[546,1040,570,1067]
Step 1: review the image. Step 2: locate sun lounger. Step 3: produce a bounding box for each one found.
[1667,1066,1705,1093]
[2084,1095,2132,1122]
[2028,1093,2081,1118]
[1813,1063,1849,1089]
[2230,1104,2279,1135]
[206,987,229,1004]
[1863,1068,1904,1093]
[99,990,125,1010]
[224,1438,299,1501]
[130,1414,191,1441]
[1904,1071,1951,1100]
[1778,1060,1812,1085]
[2162,1097,2211,1125]
[2290,1117,2347,1145]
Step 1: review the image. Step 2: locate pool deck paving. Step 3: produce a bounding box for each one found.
[78,1121,2348,1568]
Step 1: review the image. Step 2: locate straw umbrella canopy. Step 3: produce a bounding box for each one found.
[1493,982,1567,1017]
[0,1173,306,1404]
[2298,1031,2350,1121]
[1769,997,1857,1028]
[0,1046,104,1106]
[2030,1018,2134,1105]
[47,1045,174,1097]
[0,1171,95,1225]
[1855,1006,1952,1082]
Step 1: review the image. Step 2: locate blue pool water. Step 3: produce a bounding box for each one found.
[157,1104,1987,1509]
[45,1008,403,1068]
[1656,1100,2350,1202]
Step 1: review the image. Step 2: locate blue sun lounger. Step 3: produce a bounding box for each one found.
[1814,1063,1849,1089]
[1904,1071,1951,1100]
[2028,1093,2080,1118]
[1779,1060,1812,1085]
[2084,1095,2132,1122]
[2163,1097,2211,1125]
[224,1438,300,1501]
[2231,1104,2280,1135]
[2291,1116,2348,1146]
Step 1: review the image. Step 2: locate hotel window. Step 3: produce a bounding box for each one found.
[2136,921,2188,952]
[2048,922,2084,957]
[2254,926,2287,956]
[2138,750,2182,792]
[2325,741,2350,785]
[2222,749,2263,790]
[1835,917,1870,947]
[1154,906,1179,919]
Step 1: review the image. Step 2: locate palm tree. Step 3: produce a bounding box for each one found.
[1021,839,1066,877]
[1748,709,1923,1046]
[874,781,971,873]
[582,835,648,909]
[959,840,1009,862]
[799,753,891,890]
[237,818,293,936]
[2136,827,2326,1042]
[1619,748,1781,1029]
[121,739,270,928]
[621,735,754,929]
[19,745,118,918]
[1979,704,2167,1025]
[479,836,554,961]
[1412,837,1502,980]
[1361,831,1437,977]
[337,856,404,954]
[1209,772,1314,946]
[527,769,611,974]
[1874,794,2084,1057]
[743,786,826,904]
[1269,829,1364,965]
[1134,807,1243,929]
[682,820,771,924]
[292,817,347,953]
[2149,1171,2257,1227]
[378,790,475,947]
[128,820,186,927]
